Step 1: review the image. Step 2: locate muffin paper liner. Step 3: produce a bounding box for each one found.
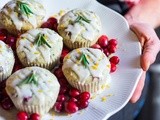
[0,68,12,82]
[64,38,98,49]
[20,56,60,70]
[12,99,56,115]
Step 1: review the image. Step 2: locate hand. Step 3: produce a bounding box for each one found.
[128,22,160,103]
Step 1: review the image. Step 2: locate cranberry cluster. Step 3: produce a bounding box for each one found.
[91,35,120,73]
[54,66,90,114]
[17,112,40,120]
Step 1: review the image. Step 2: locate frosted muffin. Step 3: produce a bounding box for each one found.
[58,9,102,49]
[62,48,111,94]
[0,41,15,82]
[0,0,46,35]
[5,67,60,115]
[16,28,63,69]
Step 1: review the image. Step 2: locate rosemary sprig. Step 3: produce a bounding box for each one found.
[18,72,38,86]
[75,13,91,23]
[79,53,89,68]
[34,33,51,48]
[17,1,33,17]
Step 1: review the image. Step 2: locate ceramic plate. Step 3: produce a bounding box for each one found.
[0,0,142,120]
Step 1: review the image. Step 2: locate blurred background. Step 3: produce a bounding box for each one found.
[96,0,160,120]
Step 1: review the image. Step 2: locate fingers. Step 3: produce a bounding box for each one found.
[130,23,160,71]
[130,71,146,103]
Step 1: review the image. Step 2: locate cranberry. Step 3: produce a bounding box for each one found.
[107,44,117,54]
[58,78,69,87]
[13,64,23,73]
[6,35,16,51]
[69,88,80,97]
[17,111,28,120]
[0,29,7,41]
[78,92,90,101]
[0,80,6,91]
[77,100,89,109]
[108,39,118,46]
[103,48,110,57]
[109,56,120,65]
[41,17,58,32]
[110,63,117,73]
[59,86,69,94]
[1,97,13,110]
[98,35,108,47]
[64,101,78,113]
[30,113,40,120]
[57,95,66,102]
[68,97,78,103]
[53,102,63,113]
[53,67,65,79]
[91,44,101,49]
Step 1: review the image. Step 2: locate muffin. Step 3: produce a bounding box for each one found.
[0,41,15,82]
[58,9,102,49]
[5,67,60,115]
[0,0,46,35]
[62,48,111,94]
[16,28,63,69]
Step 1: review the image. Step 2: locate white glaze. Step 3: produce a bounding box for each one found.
[0,41,15,73]
[17,28,63,63]
[2,0,45,30]
[60,9,101,42]
[6,67,60,105]
[62,48,111,84]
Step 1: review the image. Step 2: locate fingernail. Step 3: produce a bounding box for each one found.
[145,61,150,71]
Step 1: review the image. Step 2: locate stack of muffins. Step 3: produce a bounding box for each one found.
[0,0,111,117]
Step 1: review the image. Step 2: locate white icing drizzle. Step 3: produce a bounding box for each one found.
[17,28,63,63]
[7,67,60,105]
[62,48,111,84]
[60,9,101,42]
[2,0,46,30]
[0,41,15,73]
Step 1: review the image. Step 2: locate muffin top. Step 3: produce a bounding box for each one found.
[62,48,110,84]
[0,0,45,31]
[0,41,15,73]
[58,9,101,42]
[6,67,60,105]
[16,28,63,64]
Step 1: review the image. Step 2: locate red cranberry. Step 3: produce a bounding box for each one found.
[91,44,101,49]
[78,92,90,101]
[54,67,64,79]
[59,86,69,94]
[108,39,118,46]
[41,17,58,32]
[17,111,28,120]
[103,48,110,57]
[69,88,80,97]
[68,97,78,103]
[13,64,23,73]
[98,35,108,47]
[109,56,120,65]
[58,78,69,87]
[107,44,117,54]
[30,113,40,120]
[6,35,16,51]
[60,48,70,63]
[110,63,117,73]
[64,101,78,113]
[1,97,13,110]
[53,102,63,113]
[0,29,7,41]
[57,95,66,102]
[0,80,6,91]
[77,100,89,109]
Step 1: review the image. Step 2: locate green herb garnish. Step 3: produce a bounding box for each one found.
[75,13,91,23]
[79,53,89,68]
[18,72,38,86]
[17,1,33,17]
[34,33,51,48]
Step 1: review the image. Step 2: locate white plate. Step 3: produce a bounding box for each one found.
[0,0,142,120]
